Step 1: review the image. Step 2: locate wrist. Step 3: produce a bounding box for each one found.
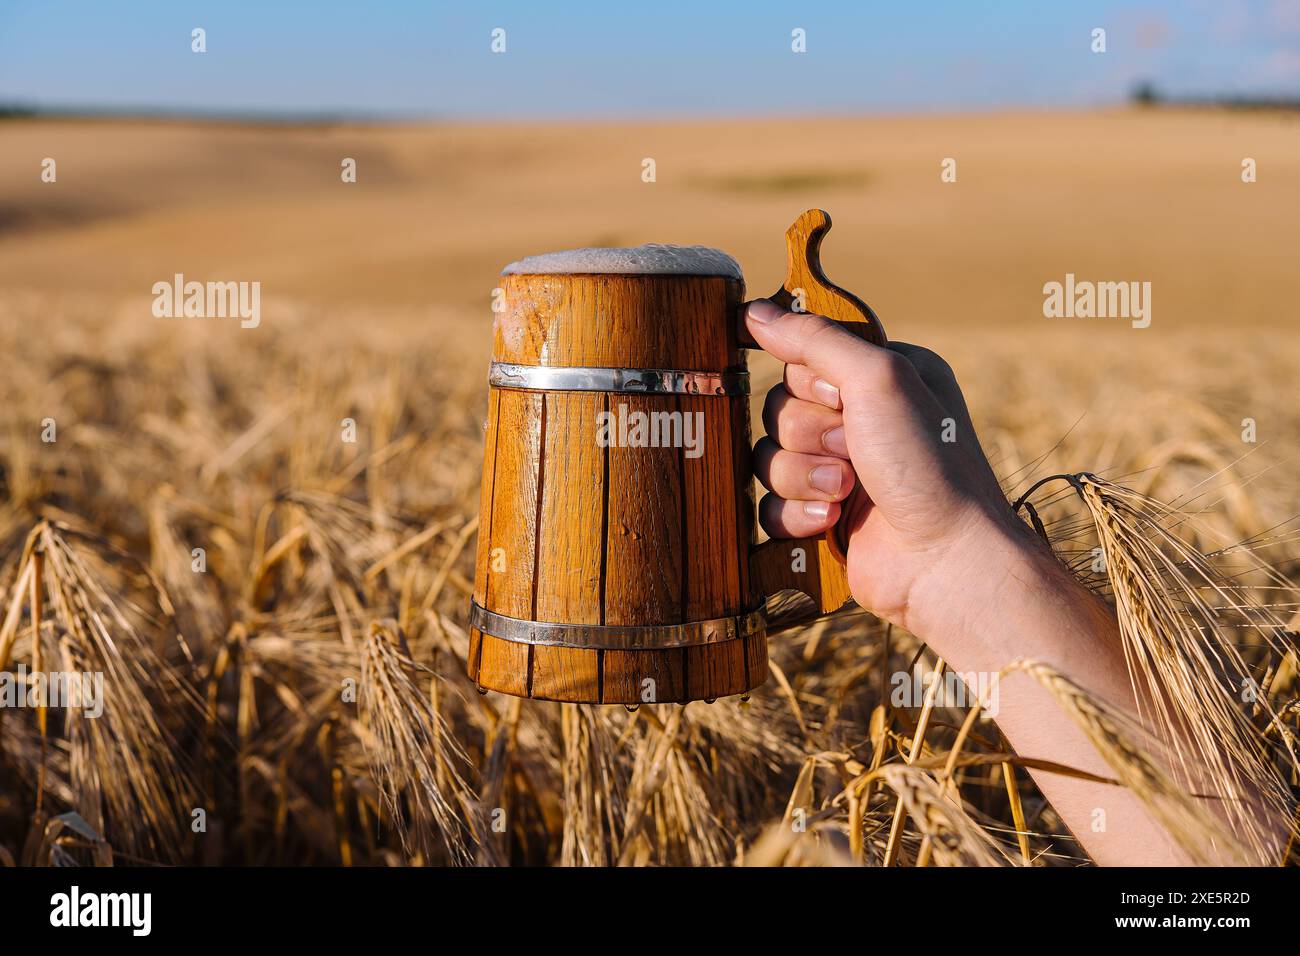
[903,511,1092,672]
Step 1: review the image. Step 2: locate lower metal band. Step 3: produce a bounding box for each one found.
[469,602,766,650]
[489,362,748,396]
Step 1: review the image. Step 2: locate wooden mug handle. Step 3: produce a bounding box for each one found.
[737,208,886,350]
[743,209,886,614]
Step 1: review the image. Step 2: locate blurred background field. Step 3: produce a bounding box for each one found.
[1,106,1296,517]
[0,1,1297,866]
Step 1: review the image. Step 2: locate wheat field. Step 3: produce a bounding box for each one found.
[0,108,1296,865]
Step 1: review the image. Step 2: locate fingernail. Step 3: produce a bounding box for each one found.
[822,426,848,456]
[813,378,840,408]
[809,464,842,495]
[803,500,830,519]
[747,300,783,324]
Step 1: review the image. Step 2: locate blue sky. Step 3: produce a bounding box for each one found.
[1,1,1297,118]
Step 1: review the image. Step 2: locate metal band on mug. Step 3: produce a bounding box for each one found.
[489,362,749,396]
[469,601,765,650]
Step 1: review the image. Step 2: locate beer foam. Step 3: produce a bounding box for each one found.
[502,243,741,279]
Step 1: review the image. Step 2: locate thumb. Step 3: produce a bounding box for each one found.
[743,299,897,393]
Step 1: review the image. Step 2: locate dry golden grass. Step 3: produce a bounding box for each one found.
[0,109,1297,865]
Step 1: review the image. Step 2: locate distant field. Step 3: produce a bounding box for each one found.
[1,107,1295,509]
[1,109,1298,325]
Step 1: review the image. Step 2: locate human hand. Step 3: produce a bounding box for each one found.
[744,298,1044,642]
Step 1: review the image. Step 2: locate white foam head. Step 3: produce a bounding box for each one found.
[502,243,741,280]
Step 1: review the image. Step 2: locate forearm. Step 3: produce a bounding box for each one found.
[906,518,1197,865]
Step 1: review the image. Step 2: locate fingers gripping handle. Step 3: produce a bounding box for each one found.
[743,209,886,613]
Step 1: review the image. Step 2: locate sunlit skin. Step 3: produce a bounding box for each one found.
[744,297,1267,866]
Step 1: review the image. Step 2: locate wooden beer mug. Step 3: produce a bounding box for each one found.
[469,209,886,704]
